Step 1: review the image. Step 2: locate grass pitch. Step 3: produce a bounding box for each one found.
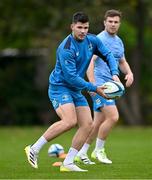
[0,126,152,179]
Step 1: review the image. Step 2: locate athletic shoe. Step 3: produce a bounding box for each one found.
[91,148,112,164]
[24,145,38,168]
[74,154,95,165]
[60,163,88,172]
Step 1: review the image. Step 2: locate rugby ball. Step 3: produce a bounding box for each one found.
[48,144,64,157]
[102,81,125,99]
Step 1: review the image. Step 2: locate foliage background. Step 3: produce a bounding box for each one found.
[0,0,152,125]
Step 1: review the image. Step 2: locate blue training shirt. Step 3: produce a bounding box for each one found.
[49,33,119,92]
[94,30,125,86]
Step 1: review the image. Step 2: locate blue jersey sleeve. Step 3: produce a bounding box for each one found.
[58,49,97,92]
[94,37,119,76]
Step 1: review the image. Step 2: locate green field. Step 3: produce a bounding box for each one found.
[0,126,152,179]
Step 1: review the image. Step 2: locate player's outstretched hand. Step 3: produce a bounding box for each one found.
[125,73,134,87]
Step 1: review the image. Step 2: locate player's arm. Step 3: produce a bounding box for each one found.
[86,55,98,96]
[87,53,119,83]
[60,49,97,92]
[119,57,134,87]
[86,55,97,83]
[60,50,108,98]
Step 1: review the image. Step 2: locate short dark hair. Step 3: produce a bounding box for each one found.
[104,9,122,20]
[72,12,89,23]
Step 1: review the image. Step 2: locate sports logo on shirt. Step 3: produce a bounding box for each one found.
[88,43,93,51]
[62,94,69,101]
[95,98,101,105]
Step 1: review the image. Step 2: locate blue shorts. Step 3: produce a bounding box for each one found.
[91,93,115,112]
[48,84,89,110]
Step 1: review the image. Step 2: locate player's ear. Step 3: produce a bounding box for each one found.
[71,23,74,30]
[103,20,106,26]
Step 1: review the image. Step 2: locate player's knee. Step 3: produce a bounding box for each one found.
[93,119,102,128]
[71,120,77,128]
[84,121,93,133]
[65,118,77,129]
[110,114,119,124]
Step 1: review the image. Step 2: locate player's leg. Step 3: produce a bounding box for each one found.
[25,102,77,169]
[98,105,119,140]
[60,106,92,171]
[74,106,93,149]
[61,96,93,171]
[75,110,103,164]
[25,86,78,169]
[60,93,92,170]
[91,105,119,164]
[64,106,93,167]
[60,91,92,171]
[75,93,105,164]
[43,103,77,140]
[86,112,105,145]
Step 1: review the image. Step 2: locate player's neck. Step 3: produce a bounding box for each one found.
[71,32,84,42]
[105,30,117,37]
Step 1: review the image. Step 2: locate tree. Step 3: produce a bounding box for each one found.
[118,0,149,125]
[0,0,152,125]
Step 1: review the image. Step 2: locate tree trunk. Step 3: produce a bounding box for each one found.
[118,0,147,125]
